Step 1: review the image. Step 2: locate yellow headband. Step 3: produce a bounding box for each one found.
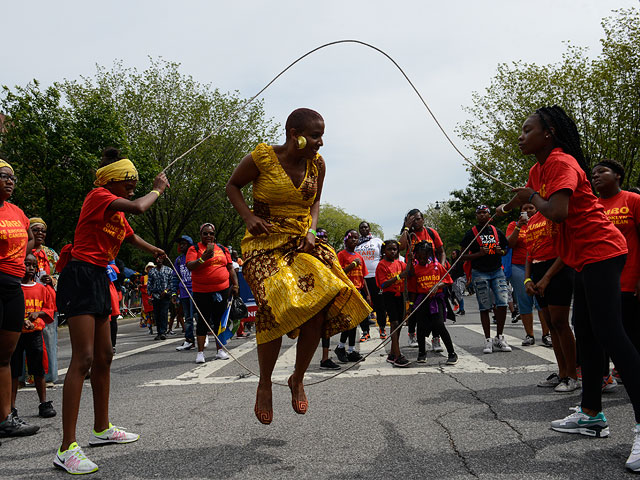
[94,159,139,186]
[29,217,47,228]
[0,159,14,174]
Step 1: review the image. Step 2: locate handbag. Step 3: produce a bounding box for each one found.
[230,295,248,320]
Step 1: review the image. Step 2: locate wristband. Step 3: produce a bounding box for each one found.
[150,189,161,197]
[308,228,317,237]
[403,226,409,232]
[514,226,520,231]
[351,261,357,267]
[528,191,539,203]
[524,278,533,285]
[500,205,512,214]
[198,257,205,264]
[395,274,401,281]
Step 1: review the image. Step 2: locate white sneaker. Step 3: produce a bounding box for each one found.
[89,423,139,446]
[54,442,98,474]
[483,338,493,354]
[204,335,210,348]
[176,341,194,351]
[432,337,444,353]
[493,335,512,352]
[195,351,206,364]
[554,377,581,393]
[215,349,230,360]
[626,424,640,472]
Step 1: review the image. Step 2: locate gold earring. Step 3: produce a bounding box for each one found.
[297,136,307,149]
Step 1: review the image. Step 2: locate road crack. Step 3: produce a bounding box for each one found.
[435,407,479,478]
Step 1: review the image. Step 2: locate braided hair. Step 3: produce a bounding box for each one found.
[593,158,625,186]
[534,106,587,173]
[414,240,435,262]
[381,239,400,260]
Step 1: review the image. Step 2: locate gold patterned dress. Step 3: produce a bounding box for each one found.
[241,143,371,344]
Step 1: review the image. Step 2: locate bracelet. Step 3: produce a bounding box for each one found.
[308,228,317,237]
[500,205,512,214]
[150,189,161,197]
[197,257,205,264]
[395,274,401,281]
[528,191,539,203]
[514,226,520,231]
[403,226,409,232]
[524,278,533,285]
[351,261,357,267]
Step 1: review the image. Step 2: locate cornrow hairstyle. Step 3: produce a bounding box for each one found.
[381,239,400,259]
[343,228,357,245]
[593,158,625,186]
[534,105,588,174]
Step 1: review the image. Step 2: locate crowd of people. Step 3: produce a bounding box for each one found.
[0,105,639,474]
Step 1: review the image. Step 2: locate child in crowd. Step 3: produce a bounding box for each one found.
[376,240,410,367]
[335,229,369,362]
[407,242,458,365]
[10,253,56,420]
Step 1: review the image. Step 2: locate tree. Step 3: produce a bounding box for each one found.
[318,203,383,251]
[454,8,640,209]
[0,81,128,249]
[63,59,280,264]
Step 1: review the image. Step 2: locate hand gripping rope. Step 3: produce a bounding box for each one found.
[161,40,517,386]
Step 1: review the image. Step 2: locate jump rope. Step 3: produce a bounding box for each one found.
[160,40,517,387]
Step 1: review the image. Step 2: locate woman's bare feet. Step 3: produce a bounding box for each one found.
[254,382,273,425]
[287,376,308,414]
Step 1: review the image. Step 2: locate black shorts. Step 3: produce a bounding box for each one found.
[0,272,25,333]
[11,330,45,378]
[531,260,574,308]
[193,289,230,336]
[57,260,111,319]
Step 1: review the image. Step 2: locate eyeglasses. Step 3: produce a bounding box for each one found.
[31,228,46,234]
[0,173,18,184]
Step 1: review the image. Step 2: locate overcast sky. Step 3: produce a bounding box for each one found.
[2,0,635,237]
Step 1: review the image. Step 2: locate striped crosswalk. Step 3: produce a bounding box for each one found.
[139,322,559,387]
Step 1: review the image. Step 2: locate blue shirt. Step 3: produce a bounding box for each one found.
[173,255,192,299]
[147,265,175,299]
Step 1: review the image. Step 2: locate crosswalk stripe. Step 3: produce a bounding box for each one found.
[462,324,557,363]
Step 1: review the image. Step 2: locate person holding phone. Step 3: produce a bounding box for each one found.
[186,223,239,364]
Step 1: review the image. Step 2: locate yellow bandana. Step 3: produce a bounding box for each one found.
[29,217,47,228]
[0,159,14,174]
[94,159,139,186]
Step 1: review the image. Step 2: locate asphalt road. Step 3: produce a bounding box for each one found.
[2,297,638,479]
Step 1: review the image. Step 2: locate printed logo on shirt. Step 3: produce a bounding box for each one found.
[603,206,632,226]
[479,234,498,254]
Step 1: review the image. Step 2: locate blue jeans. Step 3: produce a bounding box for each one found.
[510,264,536,315]
[43,313,58,383]
[180,297,195,342]
[472,268,508,312]
[152,298,170,335]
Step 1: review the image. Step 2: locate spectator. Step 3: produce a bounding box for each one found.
[147,257,175,340]
[174,235,196,351]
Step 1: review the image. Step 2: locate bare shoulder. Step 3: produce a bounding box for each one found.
[315,155,326,174]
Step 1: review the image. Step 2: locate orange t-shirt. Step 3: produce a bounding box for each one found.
[598,190,640,292]
[524,211,558,262]
[408,261,452,294]
[186,243,232,293]
[337,250,368,289]
[506,221,529,265]
[71,188,134,267]
[408,227,443,250]
[21,282,56,332]
[526,149,627,271]
[0,202,30,278]
[375,259,406,296]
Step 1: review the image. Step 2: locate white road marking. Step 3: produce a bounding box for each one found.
[462,324,557,363]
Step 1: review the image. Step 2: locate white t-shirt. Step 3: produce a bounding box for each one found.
[355,237,384,279]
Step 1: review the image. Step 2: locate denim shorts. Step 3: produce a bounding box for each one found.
[472,268,508,312]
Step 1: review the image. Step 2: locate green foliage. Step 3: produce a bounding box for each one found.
[0,81,128,249]
[454,8,640,210]
[318,203,383,251]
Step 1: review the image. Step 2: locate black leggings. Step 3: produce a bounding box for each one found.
[339,328,356,347]
[193,289,229,337]
[573,255,640,421]
[366,277,387,330]
[414,300,454,355]
[621,292,640,354]
[357,286,371,334]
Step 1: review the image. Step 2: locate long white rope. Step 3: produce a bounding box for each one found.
[161,40,514,190]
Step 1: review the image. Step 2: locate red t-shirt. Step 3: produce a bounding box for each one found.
[408,228,443,250]
[408,261,452,294]
[72,188,134,267]
[506,221,529,265]
[21,282,56,332]
[337,250,368,289]
[375,259,406,296]
[0,202,30,278]
[186,243,232,293]
[524,211,558,262]
[598,190,640,292]
[526,148,627,271]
